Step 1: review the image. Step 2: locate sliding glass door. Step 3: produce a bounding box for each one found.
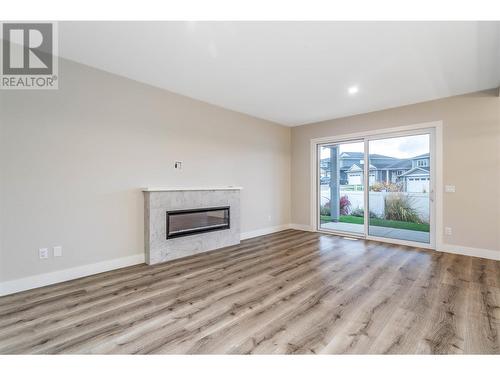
[317,129,434,247]
[367,134,431,244]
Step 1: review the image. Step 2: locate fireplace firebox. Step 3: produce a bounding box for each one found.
[166,206,230,239]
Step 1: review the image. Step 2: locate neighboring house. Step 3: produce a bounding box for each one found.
[320,152,430,192]
[399,153,430,193]
[321,151,402,185]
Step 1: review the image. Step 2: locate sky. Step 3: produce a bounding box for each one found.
[320,134,429,159]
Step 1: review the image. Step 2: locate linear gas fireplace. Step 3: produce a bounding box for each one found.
[166,206,230,239]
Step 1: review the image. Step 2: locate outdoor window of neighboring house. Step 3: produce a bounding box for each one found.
[417,159,428,167]
[396,170,403,175]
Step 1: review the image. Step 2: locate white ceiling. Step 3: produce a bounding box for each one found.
[59,21,500,126]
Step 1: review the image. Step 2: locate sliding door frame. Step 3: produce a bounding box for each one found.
[310,121,443,250]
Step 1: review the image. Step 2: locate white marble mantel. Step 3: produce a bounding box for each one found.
[142,186,243,192]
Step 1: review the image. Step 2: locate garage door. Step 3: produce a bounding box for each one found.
[348,173,362,185]
[407,177,429,193]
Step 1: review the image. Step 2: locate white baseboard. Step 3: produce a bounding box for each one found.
[0,253,145,297]
[438,244,500,261]
[240,224,291,240]
[290,223,500,261]
[1,226,296,297]
[289,223,314,232]
[3,231,495,297]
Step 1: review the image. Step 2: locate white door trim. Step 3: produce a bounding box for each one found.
[310,120,443,250]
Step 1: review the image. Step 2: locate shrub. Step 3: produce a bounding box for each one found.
[320,201,330,216]
[350,207,378,218]
[350,207,364,217]
[339,195,351,215]
[384,194,421,223]
[321,195,352,216]
[370,181,403,192]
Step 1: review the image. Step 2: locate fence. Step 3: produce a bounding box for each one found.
[320,186,429,222]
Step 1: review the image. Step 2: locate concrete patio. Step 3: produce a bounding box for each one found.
[320,221,430,243]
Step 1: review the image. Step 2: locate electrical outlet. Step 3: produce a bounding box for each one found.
[53,246,62,257]
[174,161,182,170]
[39,248,49,259]
[445,227,452,236]
[268,214,272,221]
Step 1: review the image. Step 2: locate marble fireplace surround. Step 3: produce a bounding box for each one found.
[143,187,242,265]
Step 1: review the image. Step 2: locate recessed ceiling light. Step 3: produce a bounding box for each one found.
[348,86,359,95]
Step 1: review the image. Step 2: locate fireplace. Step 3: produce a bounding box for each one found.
[166,206,230,239]
[144,187,241,264]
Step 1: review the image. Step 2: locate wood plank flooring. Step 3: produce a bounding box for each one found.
[0,230,498,354]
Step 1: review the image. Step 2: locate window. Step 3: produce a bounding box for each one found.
[417,159,428,167]
[396,170,403,175]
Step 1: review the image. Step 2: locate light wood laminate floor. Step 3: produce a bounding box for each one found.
[0,230,499,354]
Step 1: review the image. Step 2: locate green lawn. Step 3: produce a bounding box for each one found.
[320,215,430,232]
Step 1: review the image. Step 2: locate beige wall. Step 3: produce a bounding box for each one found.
[0,59,291,282]
[291,90,500,253]
[1,58,498,285]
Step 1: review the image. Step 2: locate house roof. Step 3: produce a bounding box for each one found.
[347,164,363,172]
[340,152,395,159]
[385,159,412,169]
[400,167,430,177]
[347,163,380,172]
[321,151,429,171]
[339,151,364,158]
[412,153,430,159]
[370,158,403,169]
